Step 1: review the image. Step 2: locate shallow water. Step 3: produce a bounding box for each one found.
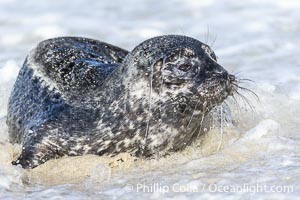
[0,0,299,199]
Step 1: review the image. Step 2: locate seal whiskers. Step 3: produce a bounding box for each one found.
[186,99,201,127]
[217,105,224,151]
[141,61,154,154]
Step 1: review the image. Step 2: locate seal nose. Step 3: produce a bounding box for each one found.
[222,71,228,79]
[228,74,235,83]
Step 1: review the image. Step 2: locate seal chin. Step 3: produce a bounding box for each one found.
[226,74,238,96]
[194,73,237,111]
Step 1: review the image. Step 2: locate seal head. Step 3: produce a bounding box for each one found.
[122,35,237,155]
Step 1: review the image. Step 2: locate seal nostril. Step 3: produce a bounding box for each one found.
[228,74,235,82]
[222,71,228,79]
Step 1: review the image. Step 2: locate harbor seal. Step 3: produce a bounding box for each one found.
[7,35,237,168]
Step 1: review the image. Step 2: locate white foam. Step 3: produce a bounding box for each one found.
[0,60,20,118]
[242,119,280,140]
[0,60,20,83]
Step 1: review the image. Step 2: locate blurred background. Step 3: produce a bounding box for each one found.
[0,0,299,199]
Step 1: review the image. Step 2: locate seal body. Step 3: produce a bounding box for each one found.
[7,35,237,168]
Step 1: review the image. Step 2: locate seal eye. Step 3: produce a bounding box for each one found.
[178,63,192,72]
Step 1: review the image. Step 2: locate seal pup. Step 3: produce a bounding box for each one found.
[7,35,237,168]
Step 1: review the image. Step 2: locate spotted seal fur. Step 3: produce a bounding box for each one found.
[7,35,237,168]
